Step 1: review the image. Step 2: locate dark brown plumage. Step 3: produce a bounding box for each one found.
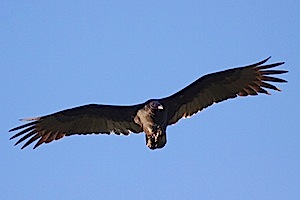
[9,57,288,150]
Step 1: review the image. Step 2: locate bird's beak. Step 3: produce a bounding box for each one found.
[158,105,164,110]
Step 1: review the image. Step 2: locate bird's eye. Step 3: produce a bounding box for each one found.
[150,102,155,108]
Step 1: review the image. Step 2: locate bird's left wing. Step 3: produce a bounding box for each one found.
[160,57,288,125]
[9,104,143,149]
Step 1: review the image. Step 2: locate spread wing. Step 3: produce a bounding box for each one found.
[9,104,143,149]
[160,57,288,125]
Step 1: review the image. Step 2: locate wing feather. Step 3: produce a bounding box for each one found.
[22,134,42,149]
[161,57,288,125]
[14,130,38,146]
[10,104,143,149]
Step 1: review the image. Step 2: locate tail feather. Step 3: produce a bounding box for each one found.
[146,130,167,150]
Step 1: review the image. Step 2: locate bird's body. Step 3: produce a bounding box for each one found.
[134,100,167,149]
[9,57,288,150]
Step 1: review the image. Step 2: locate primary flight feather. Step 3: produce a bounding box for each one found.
[9,57,288,150]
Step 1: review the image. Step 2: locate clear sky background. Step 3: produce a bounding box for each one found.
[1,1,299,200]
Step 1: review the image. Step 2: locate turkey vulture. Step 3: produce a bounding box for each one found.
[9,57,288,150]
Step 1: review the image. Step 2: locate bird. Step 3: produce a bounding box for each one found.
[9,57,288,150]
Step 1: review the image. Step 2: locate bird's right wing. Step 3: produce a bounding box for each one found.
[160,57,288,126]
[9,104,144,149]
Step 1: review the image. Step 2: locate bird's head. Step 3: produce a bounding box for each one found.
[148,100,164,110]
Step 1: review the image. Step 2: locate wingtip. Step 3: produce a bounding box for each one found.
[9,127,19,132]
[33,143,41,149]
[261,56,272,63]
[21,144,28,150]
[10,135,16,140]
[13,138,23,147]
[20,117,40,122]
[276,87,282,92]
[247,56,273,68]
[265,86,282,94]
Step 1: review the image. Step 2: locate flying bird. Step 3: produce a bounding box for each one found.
[9,57,288,150]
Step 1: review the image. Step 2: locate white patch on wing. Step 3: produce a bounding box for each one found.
[109,128,132,136]
[182,107,206,120]
[182,113,192,119]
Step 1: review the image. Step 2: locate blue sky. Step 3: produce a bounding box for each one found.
[1,1,299,200]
